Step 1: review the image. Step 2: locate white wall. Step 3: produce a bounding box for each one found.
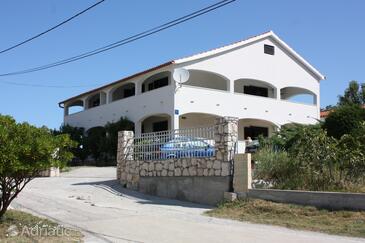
[64,85,175,132]
[175,36,320,126]
[238,119,277,140]
[179,113,219,129]
[63,36,321,133]
[175,86,318,126]
[178,36,320,103]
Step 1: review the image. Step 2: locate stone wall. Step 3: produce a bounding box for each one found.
[38,167,60,177]
[238,189,365,211]
[116,117,239,199]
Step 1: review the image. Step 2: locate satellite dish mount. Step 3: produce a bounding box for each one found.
[173,68,190,89]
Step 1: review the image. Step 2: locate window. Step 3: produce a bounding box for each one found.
[244,85,269,97]
[123,88,135,98]
[244,126,268,140]
[142,77,169,93]
[264,44,275,55]
[91,99,100,107]
[152,120,168,132]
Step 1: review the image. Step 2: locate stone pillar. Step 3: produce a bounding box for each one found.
[117,131,134,184]
[214,116,238,176]
[233,153,252,193]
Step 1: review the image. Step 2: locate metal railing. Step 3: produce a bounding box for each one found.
[133,126,215,161]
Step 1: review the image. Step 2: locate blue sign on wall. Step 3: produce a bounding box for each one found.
[174,109,179,115]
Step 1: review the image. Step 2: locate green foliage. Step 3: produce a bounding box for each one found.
[56,117,134,166]
[254,148,301,189]
[85,126,107,165]
[323,104,365,139]
[53,125,87,161]
[338,80,365,106]
[254,122,365,192]
[0,114,76,218]
[104,117,134,161]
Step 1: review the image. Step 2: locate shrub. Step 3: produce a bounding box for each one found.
[0,115,75,218]
[323,104,365,139]
[56,117,134,166]
[254,123,365,192]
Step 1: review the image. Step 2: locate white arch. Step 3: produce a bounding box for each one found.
[64,99,84,116]
[109,82,135,102]
[141,71,171,93]
[184,69,230,91]
[138,113,172,134]
[280,86,317,105]
[234,78,277,98]
[179,112,222,129]
[238,118,279,140]
[85,91,107,109]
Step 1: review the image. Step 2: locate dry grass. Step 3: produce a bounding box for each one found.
[0,210,83,242]
[206,199,365,238]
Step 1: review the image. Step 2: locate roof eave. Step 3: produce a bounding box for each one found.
[58,61,174,105]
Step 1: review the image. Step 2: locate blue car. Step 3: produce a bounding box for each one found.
[160,137,214,159]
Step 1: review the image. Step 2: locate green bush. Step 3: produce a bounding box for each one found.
[323,104,365,139]
[0,115,76,218]
[254,148,302,189]
[53,125,87,162]
[56,117,134,166]
[254,123,365,192]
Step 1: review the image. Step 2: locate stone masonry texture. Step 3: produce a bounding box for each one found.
[117,117,238,190]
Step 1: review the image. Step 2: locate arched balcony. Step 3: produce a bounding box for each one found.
[64,99,84,116]
[141,71,170,93]
[85,92,107,109]
[184,69,229,91]
[238,118,279,141]
[179,112,221,129]
[234,79,277,98]
[280,86,317,105]
[140,113,171,134]
[109,83,135,102]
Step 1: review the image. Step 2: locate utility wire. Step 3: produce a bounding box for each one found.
[0,0,235,78]
[0,80,101,88]
[0,0,105,55]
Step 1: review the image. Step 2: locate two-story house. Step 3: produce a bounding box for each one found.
[59,31,325,141]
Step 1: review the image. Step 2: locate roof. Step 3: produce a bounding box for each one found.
[320,110,331,119]
[321,104,365,119]
[59,31,325,105]
[59,61,174,105]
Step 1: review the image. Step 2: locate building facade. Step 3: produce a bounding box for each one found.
[59,31,325,141]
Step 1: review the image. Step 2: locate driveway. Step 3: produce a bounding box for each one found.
[12,167,363,243]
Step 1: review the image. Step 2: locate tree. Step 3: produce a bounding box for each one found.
[338,80,365,106]
[104,117,134,160]
[53,125,87,162]
[85,126,107,164]
[0,115,75,219]
[323,104,365,139]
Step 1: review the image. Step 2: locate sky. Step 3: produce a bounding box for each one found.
[0,0,364,129]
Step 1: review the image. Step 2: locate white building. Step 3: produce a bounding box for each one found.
[59,31,325,141]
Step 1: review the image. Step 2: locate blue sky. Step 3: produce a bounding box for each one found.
[0,0,364,129]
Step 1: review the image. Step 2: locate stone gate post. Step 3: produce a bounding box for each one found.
[214,117,239,176]
[116,131,134,184]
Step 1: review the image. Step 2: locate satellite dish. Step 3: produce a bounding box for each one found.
[173,68,190,84]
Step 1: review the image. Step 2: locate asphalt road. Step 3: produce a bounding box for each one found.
[12,167,364,243]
